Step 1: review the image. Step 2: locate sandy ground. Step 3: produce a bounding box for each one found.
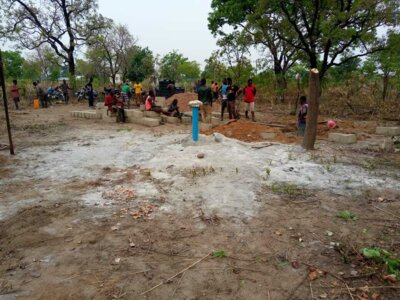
[0,103,400,300]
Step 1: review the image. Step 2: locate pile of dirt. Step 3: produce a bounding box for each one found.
[166,92,221,112]
[202,120,301,144]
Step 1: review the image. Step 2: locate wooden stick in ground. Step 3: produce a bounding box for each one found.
[141,252,211,296]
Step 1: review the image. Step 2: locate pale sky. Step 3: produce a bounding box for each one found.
[98,0,219,66]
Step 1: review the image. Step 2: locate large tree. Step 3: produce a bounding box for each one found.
[202,51,227,81]
[159,50,187,81]
[217,31,253,84]
[209,0,299,100]
[0,0,108,87]
[272,0,399,80]
[88,23,136,85]
[274,0,399,149]
[127,47,155,83]
[31,45,62,81]
[159,50,200,82]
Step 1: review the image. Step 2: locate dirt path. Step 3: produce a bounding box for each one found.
[0,104,399,299]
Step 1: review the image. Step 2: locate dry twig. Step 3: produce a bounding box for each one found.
[141,252,211,295]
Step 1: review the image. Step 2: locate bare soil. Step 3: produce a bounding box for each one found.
[0,102,399,300]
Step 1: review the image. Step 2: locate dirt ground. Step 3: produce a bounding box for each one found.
[0,102,400,300]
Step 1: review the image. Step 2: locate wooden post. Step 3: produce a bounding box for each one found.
[0,50,15,155]
[302,68,320,150]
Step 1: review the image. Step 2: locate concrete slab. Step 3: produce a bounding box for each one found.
[137,117,160,127]
[71,111,102,120]
[161,115,180,124]
[139,104,145,111]
[181,116,191,125]
[376,127,400,136]
[328,133,357,144]
[125,109,143,120]
[144,111,161,118]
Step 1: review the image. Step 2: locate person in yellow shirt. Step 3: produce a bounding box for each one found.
[133,81,142,106]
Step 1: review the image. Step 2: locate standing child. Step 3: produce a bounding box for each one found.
[197,78,213,124]
[60,79,71,104]
[243,79,256,122]
[10,80,20,110]
[133,81,142,106]
[297,96,308,136]
[116,91,126,123]
[220,78,228,121]
[226,78,240,120]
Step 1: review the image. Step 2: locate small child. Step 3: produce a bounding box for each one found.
[116,91,126,123]
[297,95,308,136]
[163,99,182,119]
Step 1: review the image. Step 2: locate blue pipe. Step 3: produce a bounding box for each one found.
[192,106,199,142]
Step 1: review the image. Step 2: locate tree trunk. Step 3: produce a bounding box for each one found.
[274,63,287,103]
[67,50,76,90]
[302,68,320,150]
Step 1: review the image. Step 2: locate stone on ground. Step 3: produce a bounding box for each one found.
[144,111,161,118]
[328,133,357,144]
[137,117,160,127]
[161,115,180,124]
[376,127,400,136]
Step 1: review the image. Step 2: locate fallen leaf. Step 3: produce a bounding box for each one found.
[114,258,121,264]
[372,293,381,300]
[274,230,282,236]
[308,268,318,281]
[319,293,328,299]
[291,261,300,269]
[383,274,397,283]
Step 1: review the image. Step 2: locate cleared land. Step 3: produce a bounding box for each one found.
[0,102,399,300]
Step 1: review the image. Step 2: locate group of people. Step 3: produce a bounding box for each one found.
[103,81,143,108]
[103,83,182,124]
[196,77,309,137]
[9,76,308,136]
[196,77,257,123]
[9,79,71,110]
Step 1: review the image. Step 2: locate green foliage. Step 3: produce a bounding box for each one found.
[202,51,227,80]
[361,247,400,279]
[127,47,155,82]
[2,50,24,79]
[22,59,41,80]
[213,250,226,258]
[336,210,356,220]
[216,32,254,84]
[160,50,187,81]
[326,57,362,83]
[159,50,200,82]
[270,182,302,197]
[178,60,201,82]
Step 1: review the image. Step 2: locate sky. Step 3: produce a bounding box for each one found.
[98,0,219,66]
